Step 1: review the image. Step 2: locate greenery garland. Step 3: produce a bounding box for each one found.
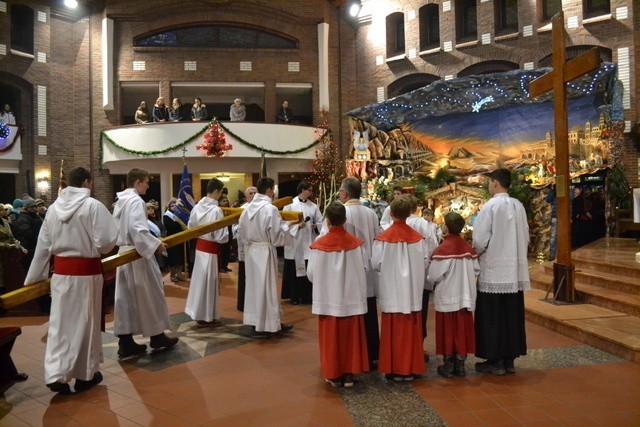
[99,118,321,164]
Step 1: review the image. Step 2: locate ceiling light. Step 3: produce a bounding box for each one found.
[64,0,78,8]
[349,1,362,17]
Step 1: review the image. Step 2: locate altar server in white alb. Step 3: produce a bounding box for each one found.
[372,196,430,381]
[25,167,118,395]
[308,202,369,388]
[185,178,228,326]
[472,168,530,376]
[113,168,178,357]
[321,177,382,368]
[239,177,299,336]
[281,180,323,305]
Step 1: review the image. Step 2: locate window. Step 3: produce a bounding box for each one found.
[541,0,562,22]
[135,25,298,49]
[10,5,34,55]
[583,0,610,19]
[419,5,440,51]
[388,73,439,98]
[386,12,405,57]
[495,0,518,34]
[456,0,477,43]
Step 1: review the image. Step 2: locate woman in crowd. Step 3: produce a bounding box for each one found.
[152,97,170,122]
[170,98,185,122]
[191,97,208,121]
[230,98,246,122]
[135,101,150,124]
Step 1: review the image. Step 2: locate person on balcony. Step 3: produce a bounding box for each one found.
[276,100,293,124]
[170,98,185,122]
[152,97,169,122]
[134,101,150,124]
[191,97,208,121]
[0,104,16,125]
[230,98,246,122]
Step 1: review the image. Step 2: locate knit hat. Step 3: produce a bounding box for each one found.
[12,198,23,209]
[23,199,36,209]
[34,199,45,206]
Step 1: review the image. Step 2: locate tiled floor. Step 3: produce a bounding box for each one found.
[1,265,640,426]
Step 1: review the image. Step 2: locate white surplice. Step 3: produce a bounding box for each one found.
[25,186,118,384]
[308,229,368,317]
[379,205,392,230]
[283,196,323,276]
[372,224,430,314]
[239,193,293,332]
[113,188,171,336]
[320,200,381,297]
[472,192,531,293]
[185,197,228,322]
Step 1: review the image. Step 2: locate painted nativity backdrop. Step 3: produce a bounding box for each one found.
[343,63,625,260]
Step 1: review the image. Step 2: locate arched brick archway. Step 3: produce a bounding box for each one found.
[457,60,519,77]
[388,73,439,98]
[539,45,612,67]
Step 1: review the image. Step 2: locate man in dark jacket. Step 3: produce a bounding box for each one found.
[12,198,43,271]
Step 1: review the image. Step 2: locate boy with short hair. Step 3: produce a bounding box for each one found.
[427,212,480,378]
[372,196,430,381]
[308,202,369,388]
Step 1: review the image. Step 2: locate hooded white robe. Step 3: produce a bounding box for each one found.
[25,186,118,384]
[239,193,293,332]
[185,196,228,322]
[113,188,171,336]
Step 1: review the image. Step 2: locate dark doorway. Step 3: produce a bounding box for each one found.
[0,174,16,202]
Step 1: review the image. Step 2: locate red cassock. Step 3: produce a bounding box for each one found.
[318,315,369,379]
[378,312,426,376]
[435,310,476,356]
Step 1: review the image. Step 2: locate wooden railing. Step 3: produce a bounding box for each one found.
[0,198,301,312]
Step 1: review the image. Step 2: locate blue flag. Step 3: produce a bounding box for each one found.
[177,162,195,223]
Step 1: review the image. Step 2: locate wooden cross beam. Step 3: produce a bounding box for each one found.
[0,197,302,311]
[528,11,601,303]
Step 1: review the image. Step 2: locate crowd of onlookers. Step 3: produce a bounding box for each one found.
[133,98,294,124]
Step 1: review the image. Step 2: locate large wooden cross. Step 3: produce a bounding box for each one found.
[529,11,601,303]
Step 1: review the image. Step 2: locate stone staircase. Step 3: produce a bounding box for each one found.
[525,238,640,363]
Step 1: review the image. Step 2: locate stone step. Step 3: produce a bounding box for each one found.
[538,263,640,295]
[530,270,640,317]
[572,257,640,282]
[524,289,640,363]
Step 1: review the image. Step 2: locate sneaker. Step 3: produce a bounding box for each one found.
[343,374,354,388]
[280,323,294,333]
[325,377,342,387]
[150,333,179,350]
[504,358,516,374]
[47,381,72,395]
[393,375,404,382]
[475,360,506,376]
[403,375,414,382]
[75,372,103,393]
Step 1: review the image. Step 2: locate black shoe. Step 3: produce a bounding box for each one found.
[15,372,28,382]
[280,323,294,333]
[475,360,506,376]
[75,372,103,393]
[454,358,466,377]
[504,358,516,374]
[437,363,455,378]
[150,333,179,350]
[47,381,72,395]
[250,327,271,338]
[117,341,147,357]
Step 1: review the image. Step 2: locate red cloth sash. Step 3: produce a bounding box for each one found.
[431,234,477,260]
[375,221,423,244]
[309,226,363,252]
[196,238,221,254]
[53,256,102,276]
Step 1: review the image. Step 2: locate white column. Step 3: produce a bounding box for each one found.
[102,17,114,110]
[318,23,329,111]
[161,172,173,210]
